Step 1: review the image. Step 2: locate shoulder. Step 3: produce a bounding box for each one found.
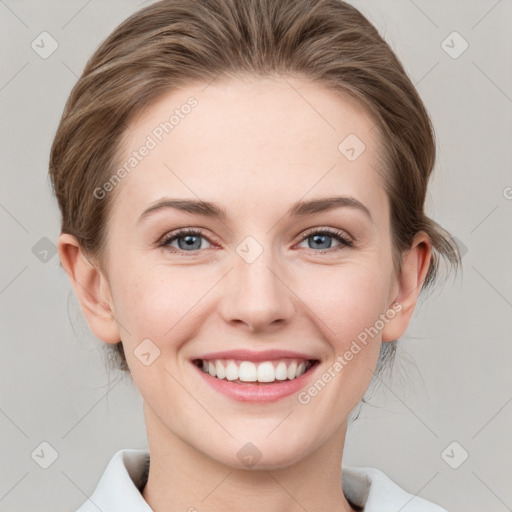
[342,465,448,511]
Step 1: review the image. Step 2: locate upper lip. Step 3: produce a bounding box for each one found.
[192,349,319,362]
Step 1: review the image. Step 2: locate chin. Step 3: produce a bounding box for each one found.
[205,435,317,471]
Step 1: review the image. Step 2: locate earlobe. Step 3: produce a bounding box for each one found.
[57,233,121,344]
[381,232,432,342]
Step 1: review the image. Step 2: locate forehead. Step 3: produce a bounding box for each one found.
[111,76,388,222]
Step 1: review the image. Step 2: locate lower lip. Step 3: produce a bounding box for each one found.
[191,361,320,403]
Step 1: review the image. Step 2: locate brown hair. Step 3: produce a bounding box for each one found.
[49,0,461,375]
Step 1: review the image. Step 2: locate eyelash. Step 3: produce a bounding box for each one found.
[157,227,354,255]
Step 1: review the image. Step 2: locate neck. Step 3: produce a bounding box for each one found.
[141,402,357,512]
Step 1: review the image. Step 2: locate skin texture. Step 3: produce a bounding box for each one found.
[58,76,431,512]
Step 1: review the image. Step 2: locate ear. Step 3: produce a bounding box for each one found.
[382,231,432,342]
[57,233,121,344]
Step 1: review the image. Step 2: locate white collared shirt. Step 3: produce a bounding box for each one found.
[76,449,448,511]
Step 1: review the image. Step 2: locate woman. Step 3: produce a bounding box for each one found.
[49,0,460,510]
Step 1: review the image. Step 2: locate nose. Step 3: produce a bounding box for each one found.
[218,245,296,333]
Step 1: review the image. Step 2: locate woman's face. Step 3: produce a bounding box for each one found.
[82,76,419,468]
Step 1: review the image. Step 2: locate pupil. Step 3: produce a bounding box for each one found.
[179,235,200,250]
[311,234,330,249]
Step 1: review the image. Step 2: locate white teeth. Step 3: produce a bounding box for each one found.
[275,361,288,380]
[200,358,314,383]
[257,361,275,382]
[215,360,226,379]
[239,361,257,382]
[225,361,238,381]
[287,361,297,380]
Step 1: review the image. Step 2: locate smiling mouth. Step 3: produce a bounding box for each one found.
[192,358,319,384]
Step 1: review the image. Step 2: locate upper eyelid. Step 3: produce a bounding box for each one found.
[299,226,352,240]
[160,227,218,244]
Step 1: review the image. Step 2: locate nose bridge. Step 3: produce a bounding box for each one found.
[221,235,295,331]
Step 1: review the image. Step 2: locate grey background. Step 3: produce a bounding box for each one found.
[1,1,511,511]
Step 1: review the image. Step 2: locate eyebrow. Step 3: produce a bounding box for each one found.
[136,196,372,225]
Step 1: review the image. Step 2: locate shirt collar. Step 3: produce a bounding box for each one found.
[77,448,447,512]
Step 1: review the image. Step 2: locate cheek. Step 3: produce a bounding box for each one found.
[292,264,393,414]
[112,267,206,394]
[111,261,223,357]
[297,260,394,345]
[110,263,190,339]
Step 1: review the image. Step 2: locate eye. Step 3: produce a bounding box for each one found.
[157,227,354,255]
[158,228,214,253]
[296,228,353,252]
